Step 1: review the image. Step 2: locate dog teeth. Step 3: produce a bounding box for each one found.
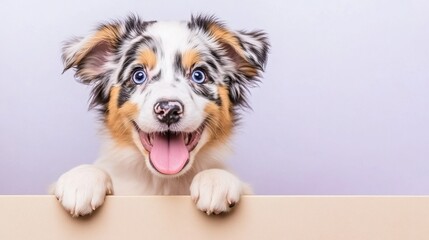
[184,134,189,144]
[185,133,193,145]
[149,134,154,145]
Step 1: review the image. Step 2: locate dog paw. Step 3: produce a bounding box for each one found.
[190,169,246,215]
[53,164,113,217]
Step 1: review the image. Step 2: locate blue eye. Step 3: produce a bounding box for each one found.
[191,69,206,84]
[132,69,147,84]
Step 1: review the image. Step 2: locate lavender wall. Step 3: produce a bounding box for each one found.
[1,0,428,194]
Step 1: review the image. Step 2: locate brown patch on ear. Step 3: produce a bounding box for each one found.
[208,24,244,58]
[182,50,201,70]
[208,24,258,78]
[204,86,233,143]
[72,25,121,68]
[106,86,139,146]
[137,49,157,70]
[238,63,259,78]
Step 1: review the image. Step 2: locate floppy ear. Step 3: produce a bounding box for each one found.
[62,24,121,83]
[189,15,270,107]
[61,23,122,109]
[222,29,269,107]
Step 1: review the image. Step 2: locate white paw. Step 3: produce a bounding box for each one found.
[53,164,113,217]
[190,169,248,215]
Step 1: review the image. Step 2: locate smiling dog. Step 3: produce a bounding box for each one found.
[53,15,269,216]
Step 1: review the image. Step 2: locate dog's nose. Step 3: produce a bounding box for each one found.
[153,100,184,124]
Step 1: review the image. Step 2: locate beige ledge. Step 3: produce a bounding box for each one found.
[0,196,428,240]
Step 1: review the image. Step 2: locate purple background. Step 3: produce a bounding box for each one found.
[1,0,428,194]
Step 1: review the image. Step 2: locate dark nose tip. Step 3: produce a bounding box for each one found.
[154,100,184,124]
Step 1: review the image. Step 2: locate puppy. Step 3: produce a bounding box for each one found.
[53,15,269,216]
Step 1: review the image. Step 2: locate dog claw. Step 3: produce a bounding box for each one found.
[202,209,211,215]
[228,201,236,208]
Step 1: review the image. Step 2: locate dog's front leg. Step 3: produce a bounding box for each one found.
[52,164,113,217]
[190,169,251,215]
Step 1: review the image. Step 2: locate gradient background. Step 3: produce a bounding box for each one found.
[1,0,428,194]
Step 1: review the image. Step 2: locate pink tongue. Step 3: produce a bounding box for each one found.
[149,133,189,175]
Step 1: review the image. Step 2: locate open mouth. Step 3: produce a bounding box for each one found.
[133,122,204,175]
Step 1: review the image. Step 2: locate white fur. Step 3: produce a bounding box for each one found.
[54,164,113,217]
[190,169,251,215]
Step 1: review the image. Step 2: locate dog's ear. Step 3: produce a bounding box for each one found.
[223,29,270,107]
[189,15,270,107]
[61,24,121,83]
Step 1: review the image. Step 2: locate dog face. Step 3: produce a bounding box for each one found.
[62,15,269,177]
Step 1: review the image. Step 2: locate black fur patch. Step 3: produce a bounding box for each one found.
[191,84,221,106]
[188,14,224,31]
[117,85,136,107]
[174,52,184,75]
[117,36,154,83]
[88,70,113,110]
[152,71,162,82]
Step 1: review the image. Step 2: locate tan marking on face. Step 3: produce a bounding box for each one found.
[182,50,200,70]
[137,49,157,70]
[203,86,233,144]
[75,25,121,66]
[106,86,139,146]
